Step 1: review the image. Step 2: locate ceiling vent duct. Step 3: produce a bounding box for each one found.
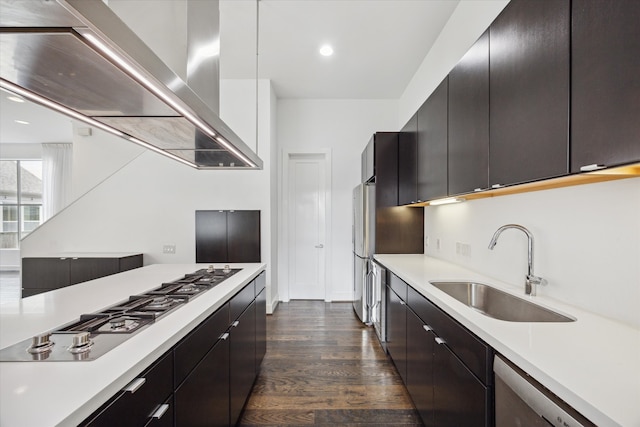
[0,0,262,169]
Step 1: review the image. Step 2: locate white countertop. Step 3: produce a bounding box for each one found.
[0,263,266,427]
[375,254,640,427]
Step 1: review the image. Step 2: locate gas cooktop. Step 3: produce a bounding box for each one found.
[0,267,240,362]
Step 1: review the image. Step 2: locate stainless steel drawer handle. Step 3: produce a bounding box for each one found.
[580,164,605,172]
[435,337,446,345]
[220,332,230,340]
[232,321,240,327]
[423,325,432,332]
[151,404,169,419]
[123,377,146,393]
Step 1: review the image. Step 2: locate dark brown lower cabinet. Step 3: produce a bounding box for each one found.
[230,300,257,425]
[255,282,267,370]
[433,341,489,426]
[82,273,266,427]
[175,338,230,427]
[22,254,143,297]
[406,309,434,426]
[386,284,407,383]
[387,274,493,427]
[81,351,174,427]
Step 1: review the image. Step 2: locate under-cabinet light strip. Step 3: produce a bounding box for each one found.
[429,197,466,206]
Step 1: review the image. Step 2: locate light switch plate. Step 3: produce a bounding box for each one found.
[163,244,176,254]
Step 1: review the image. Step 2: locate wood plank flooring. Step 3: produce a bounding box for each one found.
[238,301,423,426]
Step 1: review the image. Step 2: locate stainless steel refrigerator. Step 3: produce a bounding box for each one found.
[352,183,375,324]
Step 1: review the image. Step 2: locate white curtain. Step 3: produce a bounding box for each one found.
[42,143,72,221]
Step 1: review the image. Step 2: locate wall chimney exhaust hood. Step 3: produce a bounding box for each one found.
[0,0,263,169]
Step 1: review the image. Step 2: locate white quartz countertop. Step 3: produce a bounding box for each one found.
[375,254,640,427]
[0,263,266,427]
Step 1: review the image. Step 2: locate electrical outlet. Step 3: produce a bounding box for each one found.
[436,238,441,251]
[425,236,430,247]
[163,244,176,254]
[461,243,471,257]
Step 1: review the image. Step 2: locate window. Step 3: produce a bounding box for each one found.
[0,160,43,248]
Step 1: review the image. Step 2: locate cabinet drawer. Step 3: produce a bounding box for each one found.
[82,351,173,427]
[408,286,492,385]
[119,254,143,272]
[230,281,255,321]
[389,273,408,301]
[255,271,266,296]
[174,303,230,386]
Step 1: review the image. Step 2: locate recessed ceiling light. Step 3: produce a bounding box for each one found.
[15,119,30,125]
[319,44,334,57]
[7,95,25,103]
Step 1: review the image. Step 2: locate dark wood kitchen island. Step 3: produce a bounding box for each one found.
[0,263,266,426]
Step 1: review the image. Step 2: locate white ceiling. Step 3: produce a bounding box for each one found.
[0,88,75,145]
[0,0,459,145]
[220,0,460,99]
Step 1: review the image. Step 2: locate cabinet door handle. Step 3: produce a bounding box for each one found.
[315,244,324,248]
[435,337,446,345]
[423,325,432,332]
[220,332,230,340]
[400,301,406,305]
[123,377,146,393]
[232,320,240,327]
[491,184,502,189]
[151,403,169,419]
[580,164,605,172]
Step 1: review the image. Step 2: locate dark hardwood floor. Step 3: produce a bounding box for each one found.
[238,301,423,426]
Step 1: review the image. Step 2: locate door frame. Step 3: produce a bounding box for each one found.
[279,149,332,302]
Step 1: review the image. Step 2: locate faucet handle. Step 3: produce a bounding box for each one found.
[525,274,545,296]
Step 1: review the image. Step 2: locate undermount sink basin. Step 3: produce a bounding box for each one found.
[430,281,575,322]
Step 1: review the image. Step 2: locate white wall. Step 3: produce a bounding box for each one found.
[398,0,509,127]
[20,79,279,312]
[424,178,640,328]
[276,99,398,301]
[71,123,145,200]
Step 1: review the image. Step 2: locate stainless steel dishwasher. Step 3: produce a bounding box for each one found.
[494,355,596,427]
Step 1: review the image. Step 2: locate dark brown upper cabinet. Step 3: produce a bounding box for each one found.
[448,30,489,196]
[398,113,418,205]
[417,77,449,201]
[373,132,400,208]
[489,0,570,187]
[196,210,261,263]
[571,0,640,172]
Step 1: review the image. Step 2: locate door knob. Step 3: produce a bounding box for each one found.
[315,244,324,248]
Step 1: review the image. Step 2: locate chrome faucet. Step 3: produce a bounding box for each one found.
[488,224,544,296]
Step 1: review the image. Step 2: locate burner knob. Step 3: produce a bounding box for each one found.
[32,332,52,348]
[72,331,91,348]
[207,264,215,273]
[223,265,231,274]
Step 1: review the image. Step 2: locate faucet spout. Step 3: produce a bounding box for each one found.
[488,224,543,296]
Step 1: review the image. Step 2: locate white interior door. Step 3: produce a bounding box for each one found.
[288,154,327,300]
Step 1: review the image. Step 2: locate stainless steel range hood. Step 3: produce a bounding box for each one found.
[0,0,263,169]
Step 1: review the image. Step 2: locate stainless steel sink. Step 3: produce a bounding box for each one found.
[430,281,575,322]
